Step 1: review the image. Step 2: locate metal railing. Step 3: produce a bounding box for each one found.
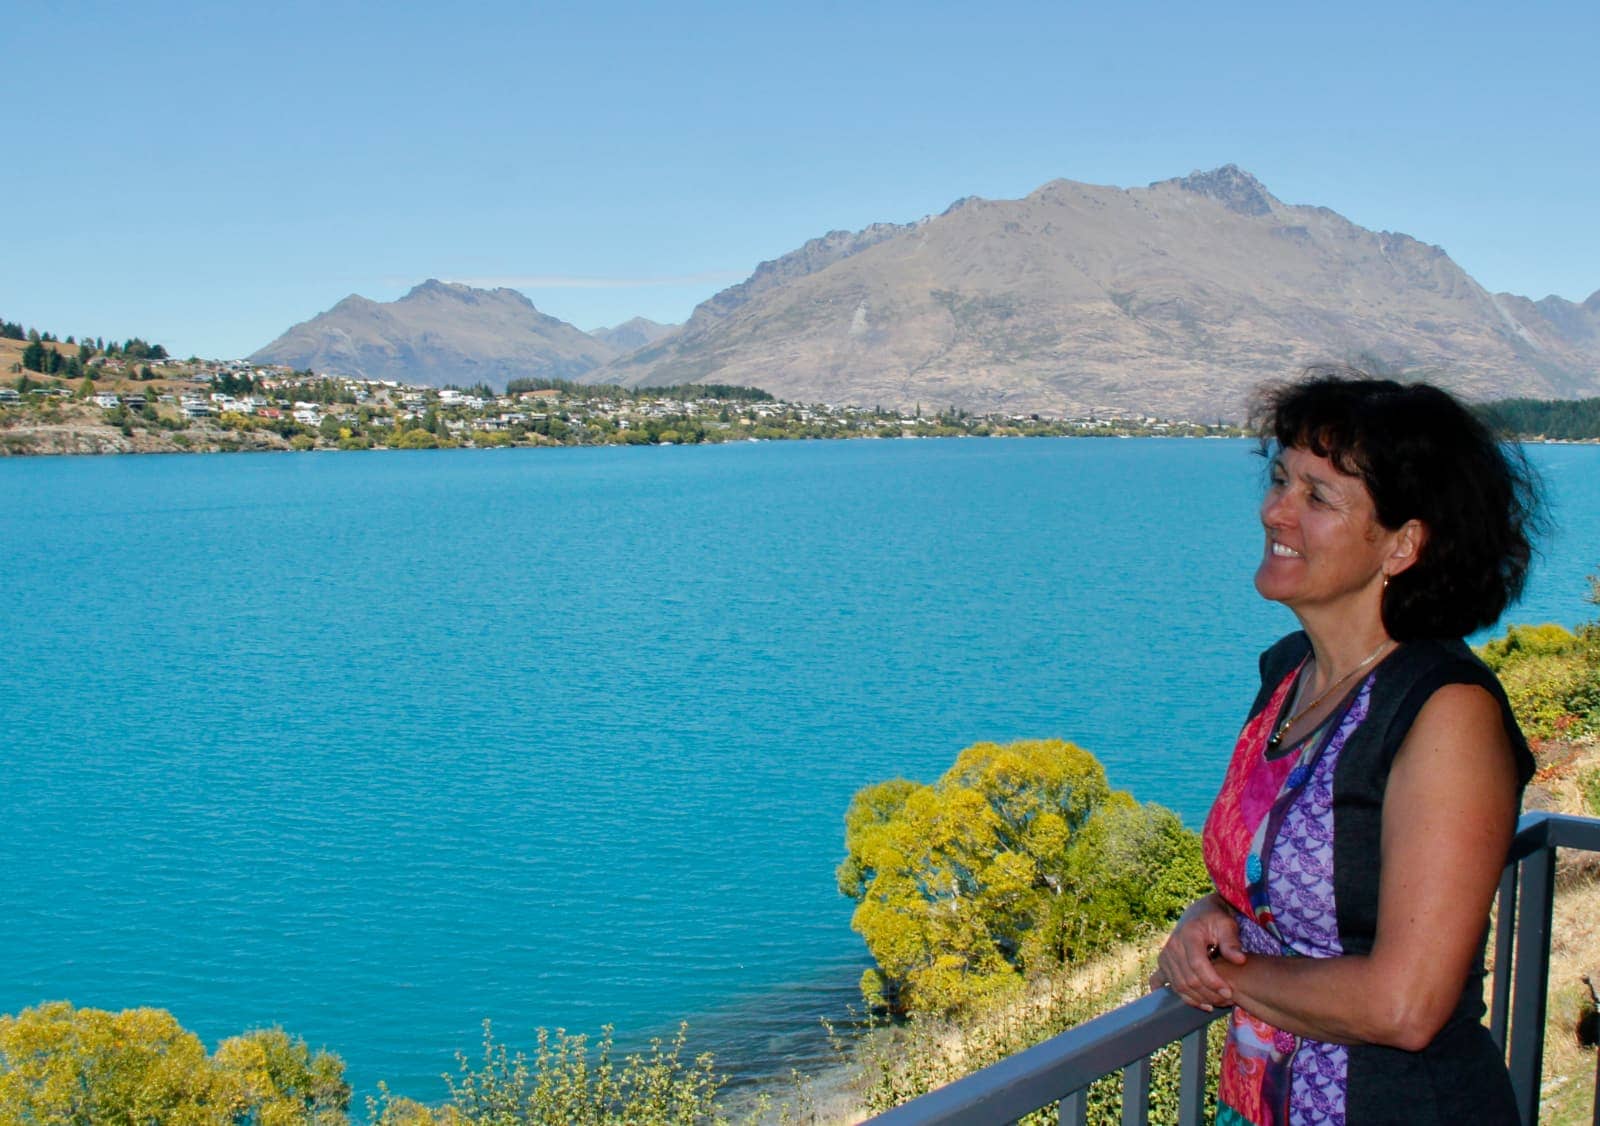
[867,811,1600,1126]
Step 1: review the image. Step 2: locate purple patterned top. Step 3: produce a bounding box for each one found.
[1215,675,1373,1125]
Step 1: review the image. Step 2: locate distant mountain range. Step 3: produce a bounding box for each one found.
[250,281,675,389]
[251,166,1600,417]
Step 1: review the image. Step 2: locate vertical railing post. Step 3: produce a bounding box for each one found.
[1121,1056,1150,1126]
[1587,1036,1600,1126]
[1178,1026,1208,1126]
[1508,841,1556,1126]
[1491,863,1518,1053]
[1059,1087,1088,1126]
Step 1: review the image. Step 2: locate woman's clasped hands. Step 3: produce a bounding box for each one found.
[1150,893,1248,1011]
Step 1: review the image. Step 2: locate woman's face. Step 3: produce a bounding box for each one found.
[1254,445,1406,621]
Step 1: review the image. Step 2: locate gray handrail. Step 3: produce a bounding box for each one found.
[865,990,1225,1125]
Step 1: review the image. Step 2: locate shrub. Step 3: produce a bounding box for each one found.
[368,1022,722,1125]
[1579,766,1600,816]
[396,429,441,450]
[1476,621,1600,742]
[1478,623,1584,669]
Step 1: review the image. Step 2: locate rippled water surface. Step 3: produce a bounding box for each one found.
[3,438,1597,1100]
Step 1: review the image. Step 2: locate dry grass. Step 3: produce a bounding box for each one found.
[1537,738,1600,1125]
[1542,873,1600,1124]
[0,338,33,369]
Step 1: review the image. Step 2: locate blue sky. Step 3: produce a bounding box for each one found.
[5,1,1595,360]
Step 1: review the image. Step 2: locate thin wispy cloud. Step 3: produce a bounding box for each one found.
[441,271,743,291]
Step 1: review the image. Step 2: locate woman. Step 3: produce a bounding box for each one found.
[1152,370,1540,1125]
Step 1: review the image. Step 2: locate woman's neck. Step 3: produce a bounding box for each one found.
[1299,615,1395,694]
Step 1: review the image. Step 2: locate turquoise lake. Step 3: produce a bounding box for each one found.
[3,437,1597,1102]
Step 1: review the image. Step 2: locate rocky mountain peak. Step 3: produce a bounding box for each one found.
[590,317,677,354]
[405,278,465,299]
[402,279,538,310]
[1167,164,1278,216]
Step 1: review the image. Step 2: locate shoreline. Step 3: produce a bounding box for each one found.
[3,417,1591,460]
[0,423,1249,458]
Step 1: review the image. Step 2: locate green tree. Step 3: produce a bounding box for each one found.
[0,1003,221,1123]
[838,739,1208,1016]
[212,1026,349,1123]
[396,428,440,449]
[0,1002,348,1124]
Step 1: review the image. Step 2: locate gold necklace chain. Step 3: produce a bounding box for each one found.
[1267,639,1394,753]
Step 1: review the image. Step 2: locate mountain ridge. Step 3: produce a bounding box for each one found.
[251,168,1600,415]
[250,279,621,387]
[592,165,1600,417]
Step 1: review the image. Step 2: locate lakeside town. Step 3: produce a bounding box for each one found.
[0,351,1240,456]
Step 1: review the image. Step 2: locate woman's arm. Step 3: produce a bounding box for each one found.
[1158,683,1519,1048]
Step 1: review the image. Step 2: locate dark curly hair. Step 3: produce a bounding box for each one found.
[1252,365,1543,641]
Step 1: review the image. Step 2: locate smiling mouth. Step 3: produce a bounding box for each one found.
[1270,541,1303,558]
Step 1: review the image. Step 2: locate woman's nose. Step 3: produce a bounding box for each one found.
[1261,489,1294,527]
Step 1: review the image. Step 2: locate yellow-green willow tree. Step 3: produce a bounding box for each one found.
[0,1002,348,1124]
[838,739,1209,1016]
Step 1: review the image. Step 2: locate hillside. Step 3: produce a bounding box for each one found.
[593,166,1600,419]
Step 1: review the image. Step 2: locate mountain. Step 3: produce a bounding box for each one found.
[591,166,1600,419]
[250,280,618,388]
[588,317,677,353]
